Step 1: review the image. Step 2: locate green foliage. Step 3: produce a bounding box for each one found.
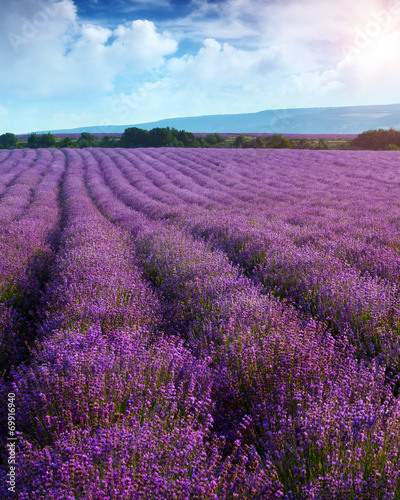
[59,137,75,148]
[253,137,266,148]
[27,132,56,148]
[148,127,178,147]
[27,133,39,148]
[99,136,119,148]
[40,132,56,148]
[204,133,224,146]
[264,134,292,149]
[176,130,201,147]
[233,135,246,148]
[296,138,314,149]
[314,138,329,150]
[120,127,224,148]
[0,132,18,149]
[77,132,98,148]
[120,127,150,148]
[232,134,292,149]
[351,128,400,150]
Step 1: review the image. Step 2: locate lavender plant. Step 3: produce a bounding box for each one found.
[1,147,400,499]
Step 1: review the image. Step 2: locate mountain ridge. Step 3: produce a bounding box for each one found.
[33,103,400,135]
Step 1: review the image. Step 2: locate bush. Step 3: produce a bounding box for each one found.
[77,132,98,148]
[264,134,292,149]
[233,135,247,148]
[351,128,400,150]
[27,132,56,148]
[0,132,18,149]
[59,137,75,148]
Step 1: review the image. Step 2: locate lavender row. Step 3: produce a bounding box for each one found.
[83,150,400,498]
[177,212,400,366]
[38,148,158,336]
[133,150,400,365]
[0,149,65,374]
[92,150,400,365]
[0,149,52,226]
[1,149,275,498]
[89,148,173,219]
[157,149,400,218]
[83,148,400,365]
[0,150,38,203]
[87,148,400,364]
[164,148,273,198]
[133,227,400,498]
[142,149,235,206]
[1,148,399,497]
[0,150,11,164]
[117,148,219,209]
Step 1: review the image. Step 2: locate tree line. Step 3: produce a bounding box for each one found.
[350,128,400,150]
[0,129,226,150]
[0,129,319,150]
[2,127,400,150]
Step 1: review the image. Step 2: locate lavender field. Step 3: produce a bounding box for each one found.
[1,147,400,499]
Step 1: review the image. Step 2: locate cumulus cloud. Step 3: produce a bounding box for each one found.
[98,38,289,127]
[2,0,400,133]
[167,38,279,86]
[0,1,177,99]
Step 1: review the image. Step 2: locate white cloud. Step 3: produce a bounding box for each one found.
[0,2,177,99]
[167,38,279,86]
[2,0,400,133]
[112,20,177,68]
[96,38,288,126]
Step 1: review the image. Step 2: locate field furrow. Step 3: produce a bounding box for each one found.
[90,148,173,219]
[106,148,185,206]
[0,149,65,374]
[1,147,400,499]
[142,149,234,206]
[1,148,279,499]
[77,148,400,498]
[0,150,38,201]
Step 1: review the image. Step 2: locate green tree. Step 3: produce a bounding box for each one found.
[175,129,198,147]
[351,128,400,150]
[59,137,74,148]
[77,132,97,148]
[27,133,40,148]
[296,138,313,149]
[315,138,329,150]
[99,136,119,148]
[0,133,18,149]
[252,137,266,148]
[234,135,246,148]
[204,133,224,146]
[264,134,292,149]
[120,127,149,148]
[148,127,175,147]
[38,133,56,148]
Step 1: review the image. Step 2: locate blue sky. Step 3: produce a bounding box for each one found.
[1,0,400,133]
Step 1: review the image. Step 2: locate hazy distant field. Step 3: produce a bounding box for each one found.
[1,147,400,498]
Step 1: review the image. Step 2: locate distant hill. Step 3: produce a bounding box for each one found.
[34,103,400,135]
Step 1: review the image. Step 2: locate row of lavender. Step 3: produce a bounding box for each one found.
[82,148,400,497]
[93,148,400,369]
[1,147,400,498]
[0,150,278,498]
[0,150,64,373]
